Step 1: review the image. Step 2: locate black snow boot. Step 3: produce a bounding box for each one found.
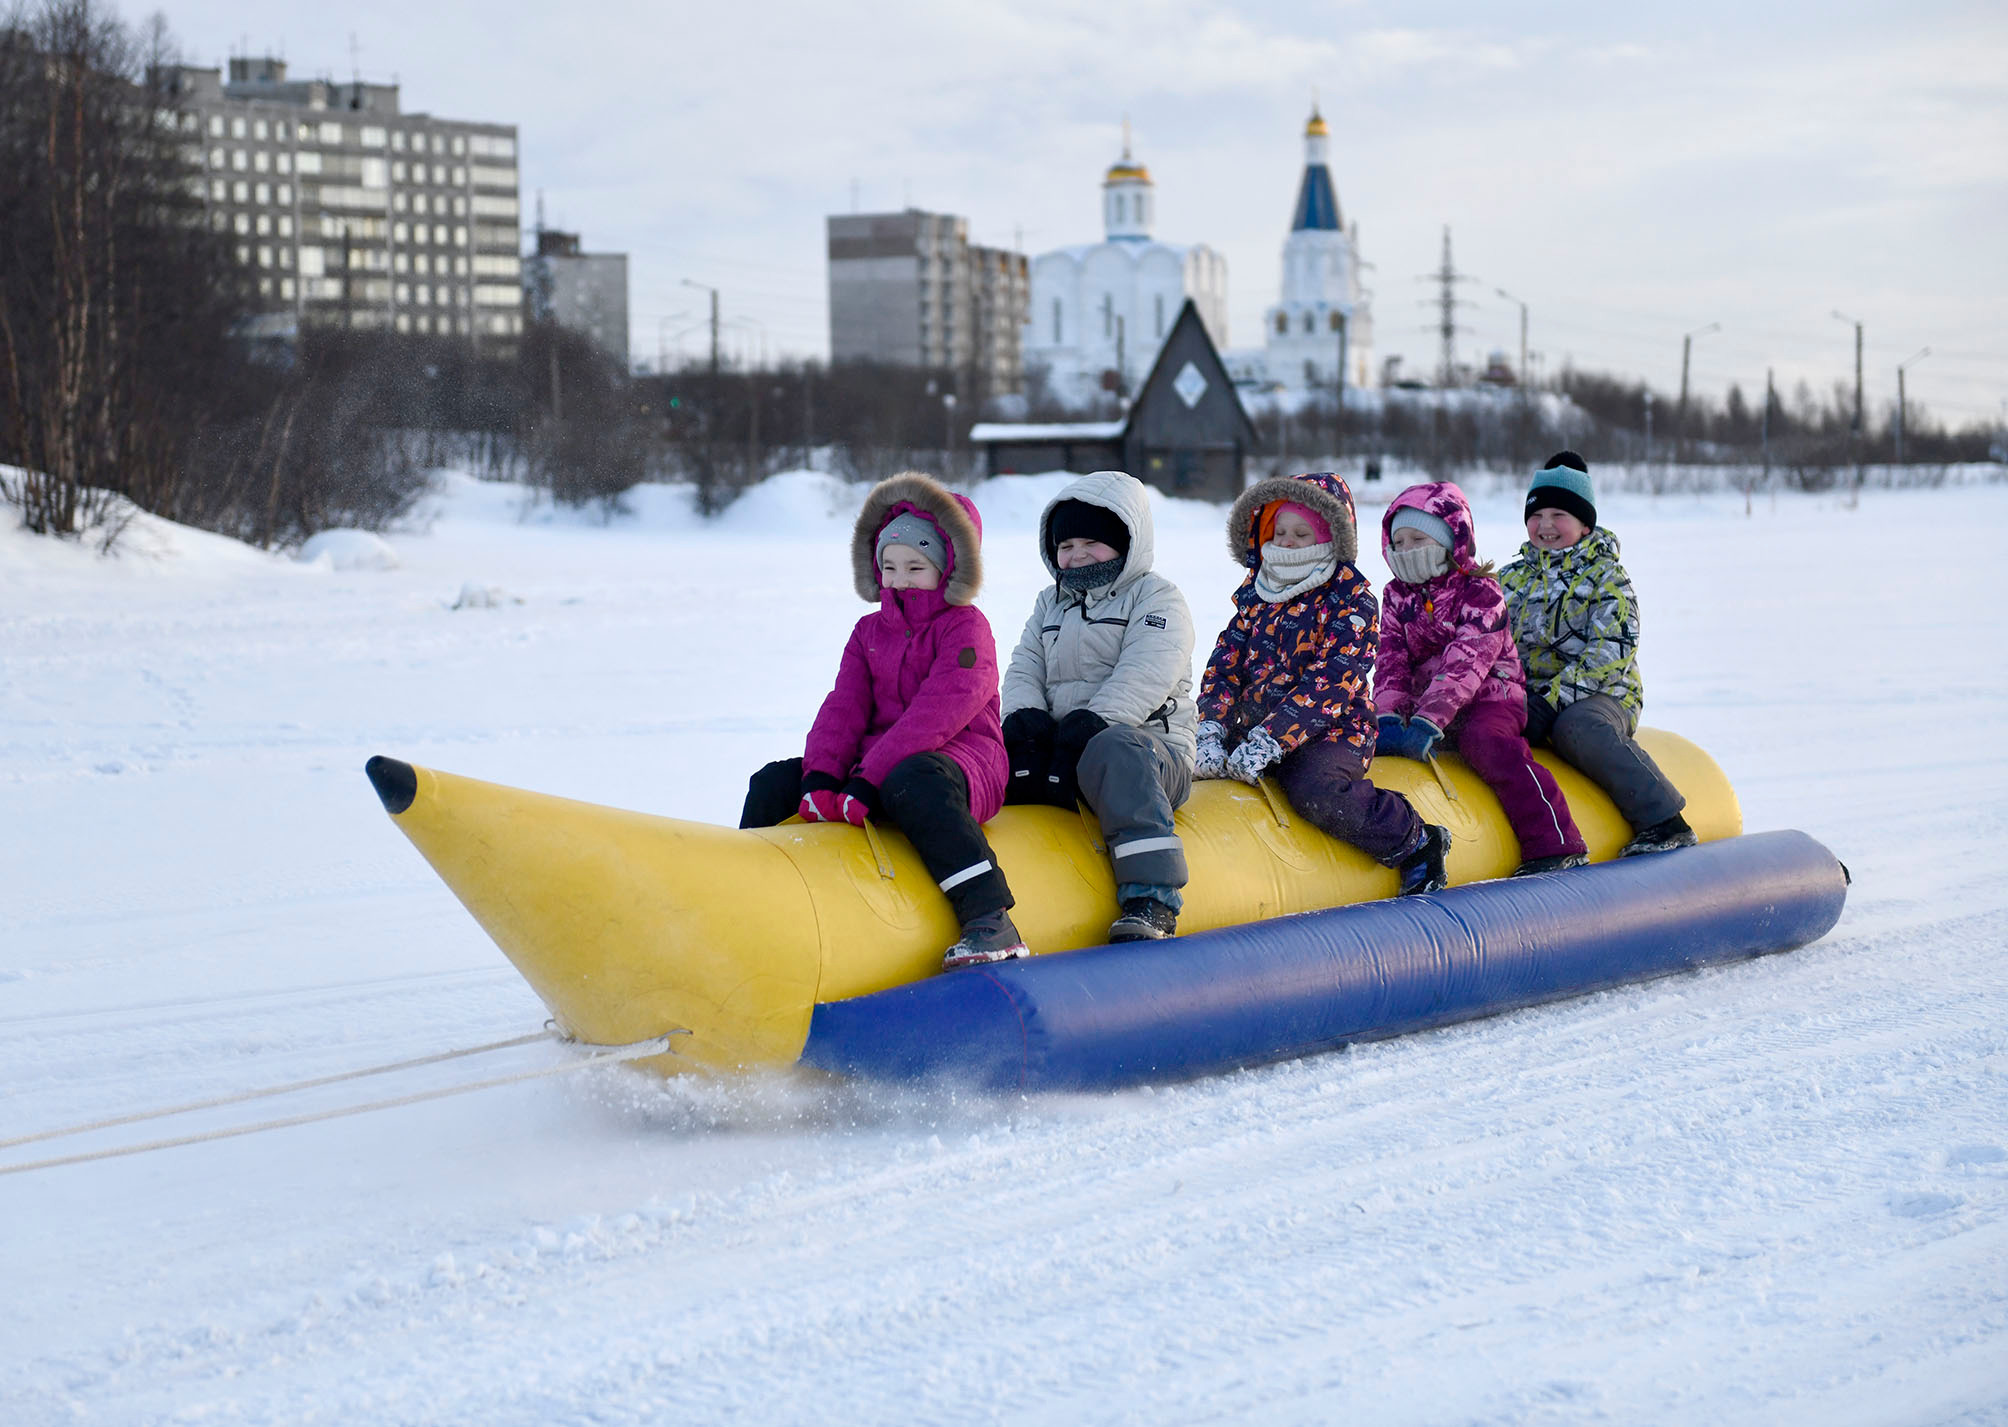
[942,910,1030,970]
[1108,896,1178,943]
[1620,813,1698,858]
[1513,851,1589,877]
[1396,824,1450,896]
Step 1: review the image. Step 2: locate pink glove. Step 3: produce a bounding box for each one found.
[838,777,879,827]
[799,788,842,822]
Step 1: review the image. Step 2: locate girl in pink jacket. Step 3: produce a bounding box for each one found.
[1374,481,1588,877]
[740,472,1025,968]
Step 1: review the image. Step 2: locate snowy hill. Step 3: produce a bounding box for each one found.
[3,468,2006,1424]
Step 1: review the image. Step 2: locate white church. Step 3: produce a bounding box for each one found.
[1022,112,1374,409]
[1227,107,1375,396]
[1020,132,1230,408]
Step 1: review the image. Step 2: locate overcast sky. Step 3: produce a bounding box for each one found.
[163,0,2008,425]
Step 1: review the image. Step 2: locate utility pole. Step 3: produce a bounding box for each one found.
[1896,347,1930,465]
[1334,309,1349,456]
[1761,366,1775,504]
[683,279,720,377]
[1676,323,1719,456]
[1833,309,1864,504]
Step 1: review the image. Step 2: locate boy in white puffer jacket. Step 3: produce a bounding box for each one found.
[1000,471,1197,943]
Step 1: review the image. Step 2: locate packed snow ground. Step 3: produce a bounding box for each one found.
[3,467,2006,1425]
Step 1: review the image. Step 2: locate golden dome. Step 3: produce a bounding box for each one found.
[1105,159,1152,184]
[1305,107,1329,138]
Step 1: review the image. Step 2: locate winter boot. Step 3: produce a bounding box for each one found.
[1108,896,1179,943]
[1620,813,1698,858]
[1396,824,1450,896]
[1513,851,1589,877]
[942,910,1030,970]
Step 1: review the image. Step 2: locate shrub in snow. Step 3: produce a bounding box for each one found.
[450,582,519,610]
[299,530,400,571]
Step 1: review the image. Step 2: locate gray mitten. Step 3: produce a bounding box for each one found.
[1194,721,1229,780]
[1224,726,1284,786]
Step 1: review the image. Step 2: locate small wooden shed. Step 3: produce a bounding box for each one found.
[971,300,1259,501]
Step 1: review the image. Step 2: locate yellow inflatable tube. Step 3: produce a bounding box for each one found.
[365,730,1739,1075]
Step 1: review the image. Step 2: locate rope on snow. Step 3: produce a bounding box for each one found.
[0,1030,684,1177]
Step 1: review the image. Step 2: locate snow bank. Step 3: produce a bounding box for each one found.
[299,529,400,571]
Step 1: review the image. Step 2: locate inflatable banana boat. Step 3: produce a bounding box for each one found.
[363,732,1849,1087]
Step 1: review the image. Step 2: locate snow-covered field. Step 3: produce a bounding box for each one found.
[4,467,2006,1425]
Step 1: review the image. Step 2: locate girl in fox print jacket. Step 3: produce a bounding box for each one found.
[738,471,1026,970]
[1374,480,1588,876]
[1194,471,1444,894]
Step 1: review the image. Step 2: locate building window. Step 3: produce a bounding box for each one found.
[257,245,272,267]
[232,180,248,202]
[1329,312,1343,332]
[254,182,269,204]
[255,214,270,236]
[395,283,410,304]
[231,149,247,171]
[1275,313,1287,335]
[276,184,291,205]
[258,276,272,296]
[1303,312,1315,334]
[318,121,341,145]
[277,216,292,237]
[294,151,321,174]
[393,221,408,243]
[253,119,268,141]
[208,116,223,137]
[279,246,292,267]
[413,194,428,215]
[253,150,269,173]
[280,278,294,299]
[453,226,467,246]
[208,146,223,168]
[361,126,387,148]
[276,153,290,175]
[231,117,246,139]
[451,136,465,155]
[209,178,225,200]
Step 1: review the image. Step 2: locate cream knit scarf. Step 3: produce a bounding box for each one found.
[1254,540,1337,603]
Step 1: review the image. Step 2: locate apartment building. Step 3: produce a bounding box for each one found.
[524,229,630,365]
[827,209,1028,394]
[168,57,522,351]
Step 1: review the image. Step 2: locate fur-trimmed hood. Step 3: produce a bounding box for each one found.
[1227,471,1358,568]
[1035,470,1156,593]
[849,471,985,605]
[1381,480,1480,571]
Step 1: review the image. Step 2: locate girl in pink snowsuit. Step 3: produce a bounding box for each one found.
[739,472,1025,968]
[1374,482,1588,875]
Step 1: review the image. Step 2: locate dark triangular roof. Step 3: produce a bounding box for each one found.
[1130,299,1259,447]
[1291,162,1341,232]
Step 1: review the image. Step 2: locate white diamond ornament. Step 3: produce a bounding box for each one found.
[1173,361,1208,409]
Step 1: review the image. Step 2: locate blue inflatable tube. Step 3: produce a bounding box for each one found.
[800,829,1848,1091]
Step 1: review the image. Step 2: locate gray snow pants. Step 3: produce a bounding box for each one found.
[1525,693,1685,832]
[1077,724,1191,897]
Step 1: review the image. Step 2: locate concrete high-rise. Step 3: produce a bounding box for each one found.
[525,229,629,365]
[826,209,1028,393]
[168,57,523,352]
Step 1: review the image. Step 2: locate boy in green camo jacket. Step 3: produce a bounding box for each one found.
[1498,452,1697,858]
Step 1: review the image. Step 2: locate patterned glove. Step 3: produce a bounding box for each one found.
[1194,721,1229,780]
[1224,726,1283,786]
[838,777,879,828]
[798,771,844,822]
[1405,716,1444,762]
[1375,713,1408,755]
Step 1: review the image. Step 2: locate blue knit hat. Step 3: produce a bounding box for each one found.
[1526,451,1596,529]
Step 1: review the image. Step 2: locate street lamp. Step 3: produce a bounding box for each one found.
[1896,347,1930,465]
[1494,287,1529,391]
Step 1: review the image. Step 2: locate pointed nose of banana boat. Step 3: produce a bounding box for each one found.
[364,756,825,1073]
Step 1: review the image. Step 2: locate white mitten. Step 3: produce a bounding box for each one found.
[1194,721,1229,779]
[1224,726,1283,786]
